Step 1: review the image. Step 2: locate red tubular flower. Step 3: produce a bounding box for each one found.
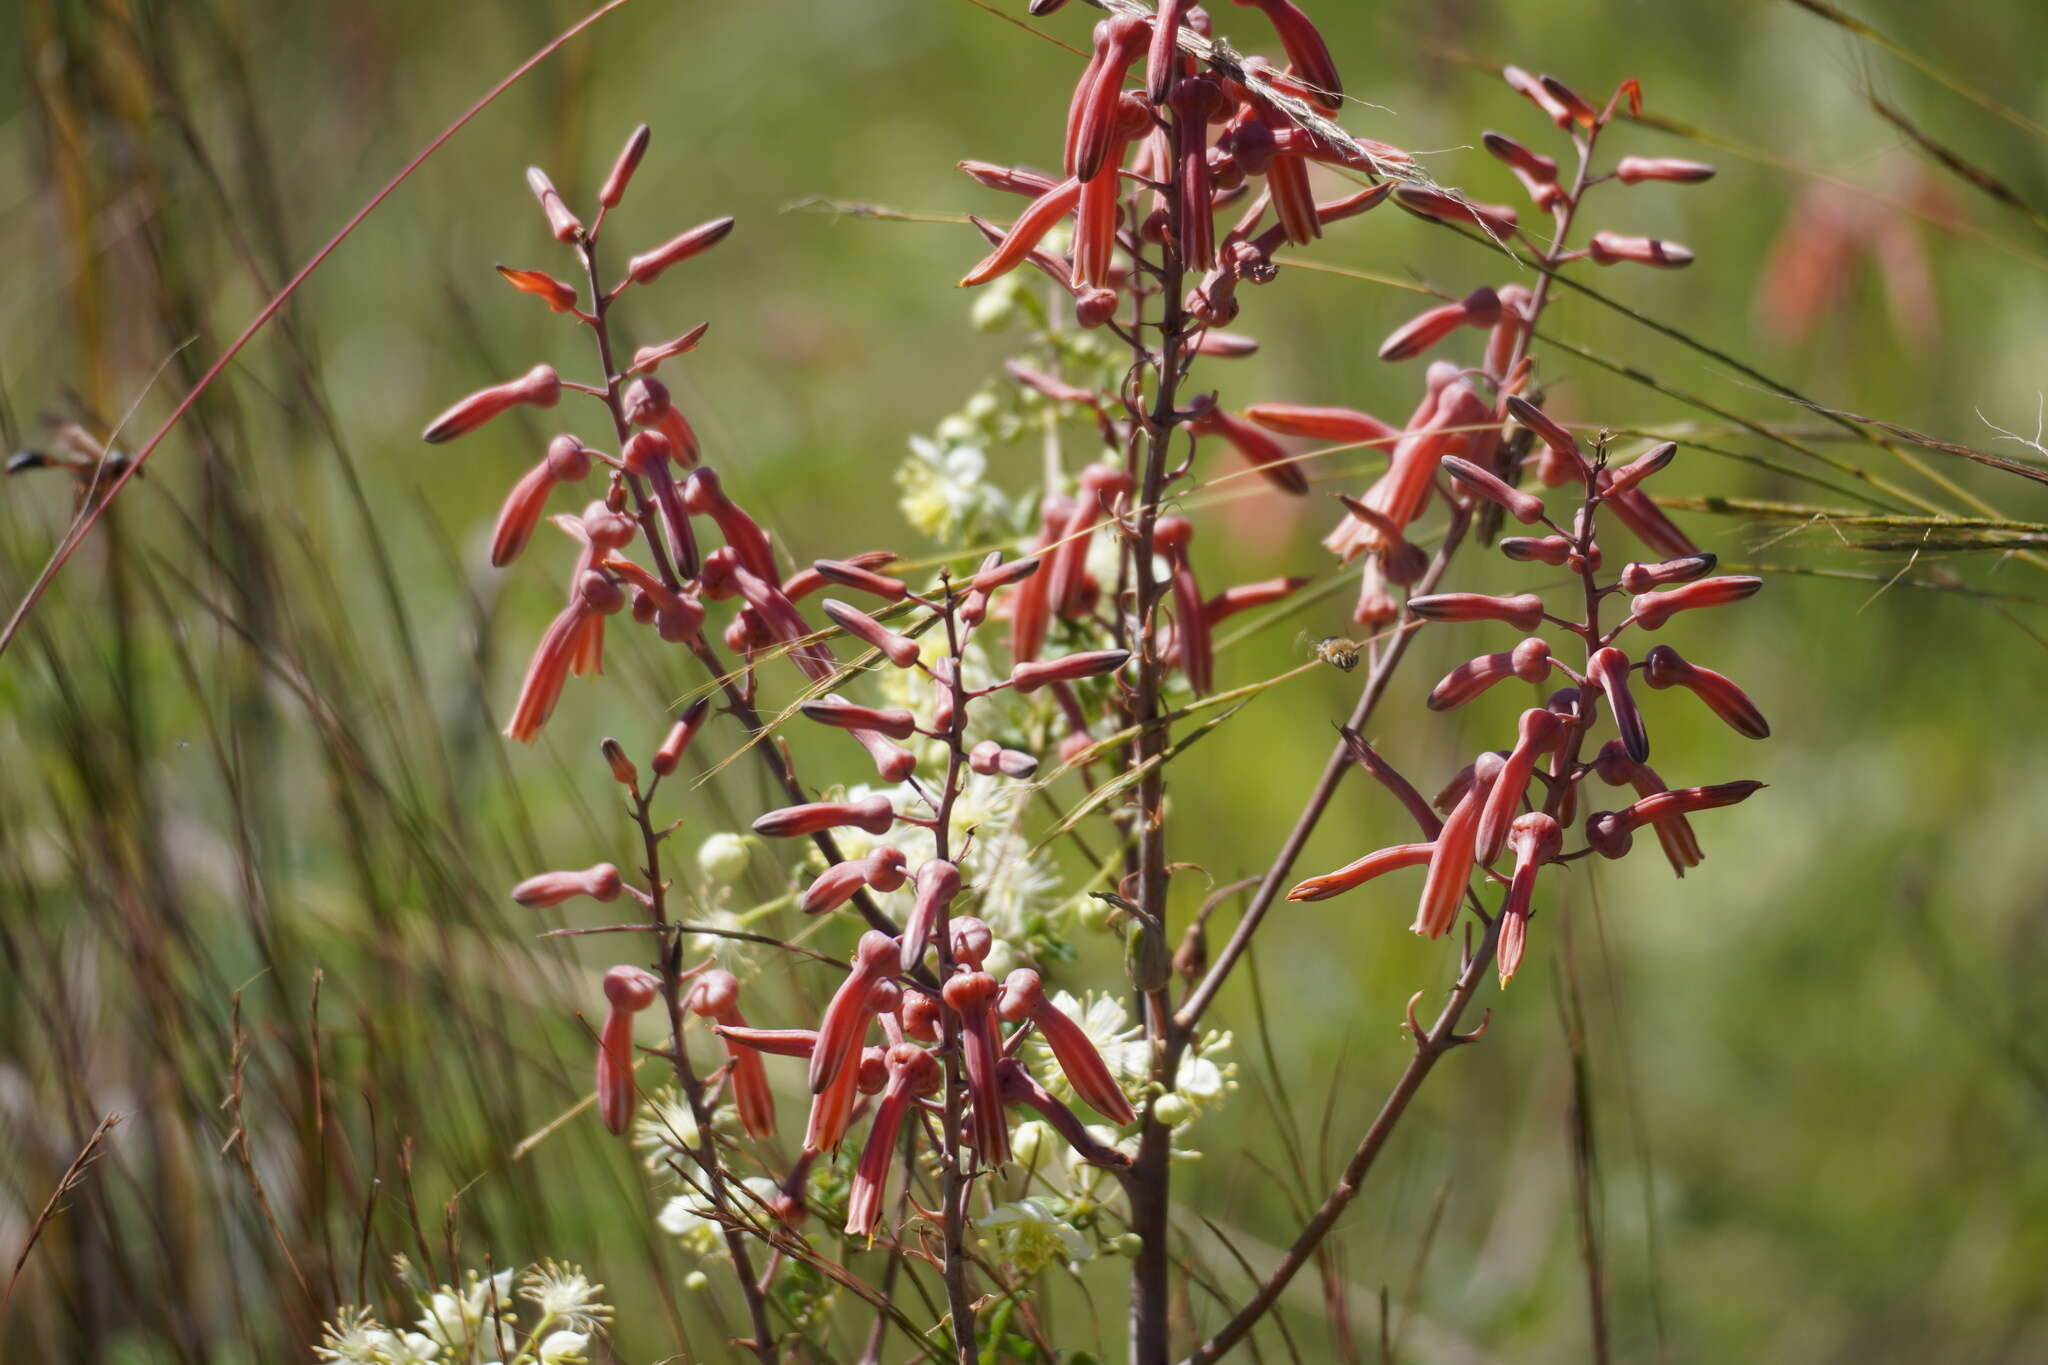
[596,966,661,1135]
[597,123,651,209]
[959,160,1060,197]
[813,558,909,601]
[1483,130,1560,201]
[1068,15,1149,181]
[1442,454,1546,525]
[1244,403,1398,446]
[969,740,1040,779]
[900,859,961,972]
[1486,284,1534,377]
[944,972,1010,1166]
[1427,637,1552,711]
[1498,812,1562,987]
[506,572,624,742]
[1604,441,1678,498]
[809,931,900,1095]
[1010,496,1070,663]
[1540,73,1600,127]
[845,1043,939,1238]
[901,990,942,1043]
[495,265,581,316]
[1477,707,1565,864]
[960,178,1083,288]
[850,719,912,782]
[629,322,712,376]
[1502,65,1574,127]
[800,847,906,916]
[525,167,583,243]
[680,467,776,581]
[1010,649,1131,694]
[1413,756,1496,939]
[1047,466,1135,618]
[1072,95,1152,289]
[1170,77,1223,269]
[626,216,736,287]
[1618,554,1716,593]
[753,794,896,840]
[1586,645,1649,764]
[1587,781,1765,858]
[1378,287,1503,362]
[492,461,558,567]
[821,598,920,669]
[1203,574,1309,623]
[803,1040,864,1156]
[649,697,711,778]
[624,376,700,468]
[1147,0,1192,104]
[801,696,917,742]
[1287,843,1434,903]
[1588,232,1695,269]
[784,550,897,602]
[702,553,836,682]
[1396,186,1520,238]
[1592,741,1700,875]
[1255,114,1321,246]
[1153,516,1211,695]
[622,431,701,579]
[996,1059,1131,1166]
[685,969,775,1139]
[950,915,993,972]
[1231,0,1342,109]
[1615,155,1718,185]
[1642,643,1769,739]
[1503,394,1585,472]
[1190,403,1310,495]
[1407,591,1547,631]
[1630,576,1763,631]
[422,364,561,444]
[998,969,1135,1124]
[511,862,622,908]
[715,1025,820,1059]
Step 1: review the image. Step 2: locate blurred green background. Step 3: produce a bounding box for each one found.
[4,0,2047,1360]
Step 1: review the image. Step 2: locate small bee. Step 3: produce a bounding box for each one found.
[1298,631,1364,673]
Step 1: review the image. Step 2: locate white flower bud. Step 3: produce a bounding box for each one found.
[697,832,752,885]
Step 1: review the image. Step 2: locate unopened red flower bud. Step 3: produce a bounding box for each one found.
[1407,591,1547,631]
[1538,73,1599,128]
[1203,575,1309,623]
[1378,288,1502,362]
[599,124,652,209]
[1189,404,1309,495]
[1443,454,1546,524]
[627,216,736,286]
[1587,646,1650,764]
[1010,649,1130,693]
[1427,637,1552,710]
[1482,130,1559,185]
[1631,576,1762,630]
[1618,553,1716,593]
[1503,394,1584,470]
[812,558,908,601]
[998,968,1134,1124]
[1503,65,1576,127]
[1606,441,1678,497]
[899,860,961,971]
[511,862,622,908]
[1288,843,1433,902]
[1642,643,1769,739]
[596,964,661,1134]
[1588,232,1694,268]
[600,737,638,788]
[650,697,711,777]
[821,599,920,669]
[1395,185,1519,237]
[491,461,558,568]
[801,696,918,741]
[526,167,583,243]
[545,434,593,483]
[969,739,1040,779]
[1614,155,1717,185]
[422,364,561,443]
[629,321,711,376]
[1243,402,1398,445]
[752,794,896,839]
[1477,708,1565,863]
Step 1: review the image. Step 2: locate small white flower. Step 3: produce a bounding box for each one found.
[520,1261,611,1335]
[314,1308,393,1365]
[537,1329,590,1364]
[977,1198,1093,1275]
[697,832,752,885]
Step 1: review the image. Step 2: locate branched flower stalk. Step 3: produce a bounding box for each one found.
[357,5,1768,1364]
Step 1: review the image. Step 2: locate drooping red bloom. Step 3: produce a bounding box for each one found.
[511,863,622,908]
[944,971,1011,1166]
[1497,812,1562,987]
[1641,644,1769,739]
[596,965,661,1135]
[686,969,776,1139]
[1286,843,1434,903]
[1476,708,1565,865]
[845,1043,938,1238]
[998,969,1135,1125]
[900,859,961,972]
[422,364,561,444]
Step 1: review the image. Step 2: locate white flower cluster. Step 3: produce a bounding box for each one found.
[314,1261,608,1365]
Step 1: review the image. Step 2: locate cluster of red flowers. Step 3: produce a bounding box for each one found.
[1273,70,1765,983]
